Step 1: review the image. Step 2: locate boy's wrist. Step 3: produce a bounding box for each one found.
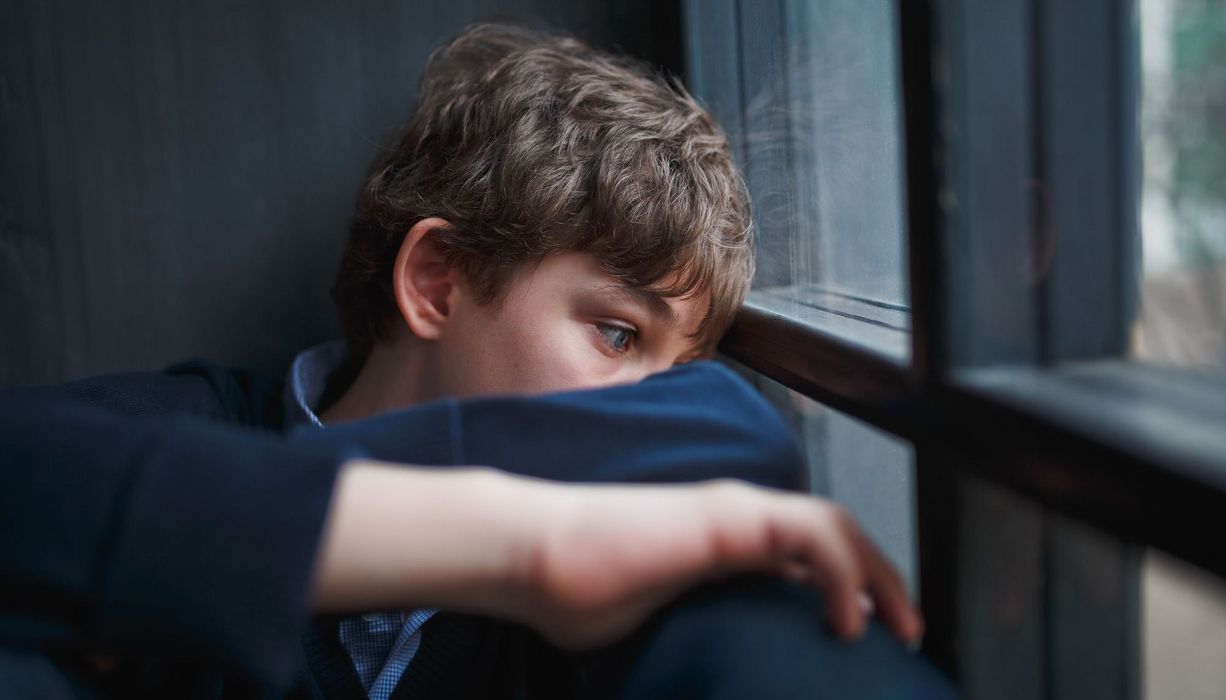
[313,460,537,614]
[475,470,575,625]
[454,466,547,616]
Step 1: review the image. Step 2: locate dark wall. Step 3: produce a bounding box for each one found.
[0,0,681,384]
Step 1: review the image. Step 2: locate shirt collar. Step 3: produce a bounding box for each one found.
[284,339,350,429]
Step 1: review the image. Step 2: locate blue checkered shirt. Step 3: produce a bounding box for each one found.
[286,340,438,699]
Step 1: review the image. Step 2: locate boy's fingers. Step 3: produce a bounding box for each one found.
[783,500,868,639]
[777,496,921,643]
[854,528,923,643]
[716,488,918,643]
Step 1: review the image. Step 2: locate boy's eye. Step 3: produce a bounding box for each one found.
[596,323,637,353]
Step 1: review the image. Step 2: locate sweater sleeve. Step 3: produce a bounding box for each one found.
[0,389,345,689]
[294,360,805,490]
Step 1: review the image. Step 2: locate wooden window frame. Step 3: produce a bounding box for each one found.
[691,0,1226,694]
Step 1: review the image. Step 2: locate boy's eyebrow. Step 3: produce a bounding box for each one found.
[602,285,678,327]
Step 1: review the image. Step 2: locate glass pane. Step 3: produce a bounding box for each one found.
[767,0,908,307]
[814,402,916,593]
[1134,0,1226,368]
[686,0,910,359]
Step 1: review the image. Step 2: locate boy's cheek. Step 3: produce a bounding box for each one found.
[437,324,595,397]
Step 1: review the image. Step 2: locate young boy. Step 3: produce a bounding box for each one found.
[0,22,952,700]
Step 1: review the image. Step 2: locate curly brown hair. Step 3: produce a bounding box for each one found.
[331,23,754,358]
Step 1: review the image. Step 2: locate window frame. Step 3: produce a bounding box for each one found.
[688,0,1226,693]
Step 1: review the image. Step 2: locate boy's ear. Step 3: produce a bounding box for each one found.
[392,217,461,341]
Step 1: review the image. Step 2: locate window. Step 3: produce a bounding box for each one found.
[687,1,1226,697]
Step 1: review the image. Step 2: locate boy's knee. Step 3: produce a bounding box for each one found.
[618,576,958,700]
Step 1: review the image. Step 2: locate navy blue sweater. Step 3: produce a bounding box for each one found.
[0,359,805,698]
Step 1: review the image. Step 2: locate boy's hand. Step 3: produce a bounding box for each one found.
[505,478,923,649]
[312,461,922,651]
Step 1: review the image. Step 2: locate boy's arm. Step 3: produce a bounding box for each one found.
[298,360,806,490]
[315,460,920,650]
[0,391,342,688]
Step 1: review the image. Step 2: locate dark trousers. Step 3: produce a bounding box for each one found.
[1,578,957,700]
[299,576,958,700]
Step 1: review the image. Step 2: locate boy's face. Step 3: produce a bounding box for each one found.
[427,251,708,400]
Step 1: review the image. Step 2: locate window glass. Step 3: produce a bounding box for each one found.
[812,401,916,594]
[686,0,910,358]
[774,0,908,308]
[1134,0,1226,368]
[1144,549,1226,700]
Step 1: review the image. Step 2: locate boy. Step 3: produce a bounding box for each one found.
[0,22,952,699]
